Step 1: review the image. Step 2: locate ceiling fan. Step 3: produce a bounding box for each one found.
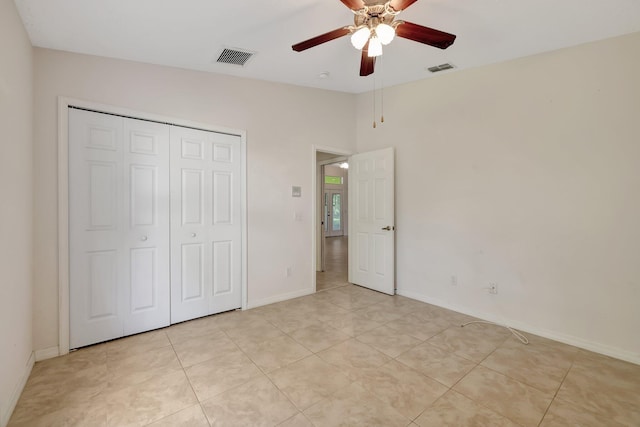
[292,0,456,77]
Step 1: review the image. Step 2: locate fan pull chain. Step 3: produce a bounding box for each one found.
[372,73,377,128]
[380,58,384,124]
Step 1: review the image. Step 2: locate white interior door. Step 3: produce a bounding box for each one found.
[348,147,395,295]
[69,109,170,348]
[170,126,242,323]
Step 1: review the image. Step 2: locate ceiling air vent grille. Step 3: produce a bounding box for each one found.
[427,63,455,73]
[216,48,255,67]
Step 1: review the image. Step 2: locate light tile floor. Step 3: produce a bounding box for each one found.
[8,237,640,426]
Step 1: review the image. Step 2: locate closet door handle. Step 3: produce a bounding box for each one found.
[191,233,197,238]
[140,235,148,241]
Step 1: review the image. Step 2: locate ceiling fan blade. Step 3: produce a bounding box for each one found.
[292,27,351,52]
[339,0,365,10]
[389,0,419,12]
[360,42,376,76]
[395,21,456,49]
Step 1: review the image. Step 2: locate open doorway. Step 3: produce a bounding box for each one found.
[312,146,395,295]
[318,161,349,291]
[314,148,351,292]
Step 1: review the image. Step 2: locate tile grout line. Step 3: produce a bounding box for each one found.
[535,357,576,427]
[215,316,316,425]
[385,352,447,424]
[167,332,213,427]
[473,334,577,400]
[464,336,547,427]
[420,329,531,427]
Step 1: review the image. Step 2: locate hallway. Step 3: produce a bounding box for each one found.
[316,236,348,291]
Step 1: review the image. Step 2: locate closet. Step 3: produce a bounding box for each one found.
[68,108,242,349]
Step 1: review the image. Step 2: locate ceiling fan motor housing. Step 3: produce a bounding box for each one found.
[353,3,397,29]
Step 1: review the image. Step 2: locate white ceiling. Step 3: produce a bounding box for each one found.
[14,0,640,94]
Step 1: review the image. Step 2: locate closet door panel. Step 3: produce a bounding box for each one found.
[212,171,233,224]
[129,165,157,227]
[88,161,118,229]
[170,127,242,323]
[87,250,119,319]
[208,132,242,312]
[69,109,125,348]
[70,110,171,347]
[123,118,170,335]
[181,169,205,225]
[129,247,157,310]
[170,128,211,323]
[212,240,233,296]
[181,242,205,301]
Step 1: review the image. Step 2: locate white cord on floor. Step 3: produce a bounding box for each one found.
[460,320,529,344]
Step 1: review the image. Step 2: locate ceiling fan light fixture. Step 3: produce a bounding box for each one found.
[368,36,383,57]
[291,0,457,77]
[351,27,371,50]
[376,23,395,45]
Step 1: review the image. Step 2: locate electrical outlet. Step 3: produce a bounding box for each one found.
[489,282,498,294]
[451,275,457,286]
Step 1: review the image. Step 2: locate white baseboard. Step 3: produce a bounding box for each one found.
[35,346,59,362]
[397,289,640,366]
[1,352,35,427]
[247,287,315,310]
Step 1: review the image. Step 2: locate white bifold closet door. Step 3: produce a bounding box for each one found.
[170,127,242,323]
[69,109,171,348]
[69,108,243,348]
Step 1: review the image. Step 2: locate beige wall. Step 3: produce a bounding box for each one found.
[33,49,356,351]
[0,0,34,424]
[356,32,640,361]
[28,27,640,362]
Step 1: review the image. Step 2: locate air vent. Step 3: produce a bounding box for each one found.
[427,63,455,73]
[215,48,255,67]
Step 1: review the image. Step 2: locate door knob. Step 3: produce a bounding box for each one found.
[140,236,148,241]
[381,226,393,231]
[191,233,197,237]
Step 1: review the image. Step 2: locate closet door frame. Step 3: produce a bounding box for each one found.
[57,97,247,356]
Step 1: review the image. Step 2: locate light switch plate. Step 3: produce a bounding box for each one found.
[292,186,302,197]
